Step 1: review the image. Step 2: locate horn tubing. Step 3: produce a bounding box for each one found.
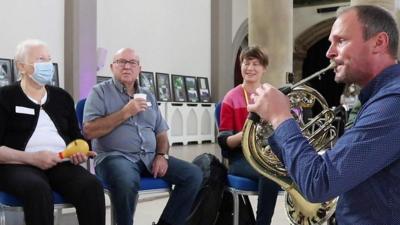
[292,61,336,89]
[247,61,336,123]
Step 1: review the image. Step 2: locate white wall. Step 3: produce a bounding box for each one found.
[97,0,211,82]
[0,0,65,87]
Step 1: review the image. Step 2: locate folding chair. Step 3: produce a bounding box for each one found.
[215,102,258,225]
[0,191,74,225]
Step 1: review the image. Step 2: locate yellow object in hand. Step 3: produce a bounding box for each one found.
[59,139,89,159]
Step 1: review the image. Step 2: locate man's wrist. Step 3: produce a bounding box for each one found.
[120,107,131,120]
[271,114,293,130]
[156,152,169,160]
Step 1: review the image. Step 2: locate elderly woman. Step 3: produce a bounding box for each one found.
[0,39,105,225]
[218,46,280,225]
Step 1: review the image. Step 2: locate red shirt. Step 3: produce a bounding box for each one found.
[219,85,250,132]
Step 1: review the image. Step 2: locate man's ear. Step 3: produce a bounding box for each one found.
[372,32,390,54]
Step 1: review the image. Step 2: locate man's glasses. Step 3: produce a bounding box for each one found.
[113,59,139,67]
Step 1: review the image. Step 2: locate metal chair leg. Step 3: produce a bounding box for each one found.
[233,192,240,225]
[54,208,62,225]
[0,208,5,225]
[110,200,116,225]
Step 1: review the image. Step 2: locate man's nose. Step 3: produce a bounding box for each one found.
[123,63,132,68]
[325,45,337,59]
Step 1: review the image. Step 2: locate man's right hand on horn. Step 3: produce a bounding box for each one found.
[248,83,293,129]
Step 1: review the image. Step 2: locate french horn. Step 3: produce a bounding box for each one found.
[242,61,338,225]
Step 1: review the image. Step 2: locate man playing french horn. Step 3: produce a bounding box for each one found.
[247,5,400,225]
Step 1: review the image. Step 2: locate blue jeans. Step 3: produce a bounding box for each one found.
[95,155,203,225]
[229,154,280,225]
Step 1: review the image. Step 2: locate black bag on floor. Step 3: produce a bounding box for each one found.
[215,190,256,225]
[186,153,228,225]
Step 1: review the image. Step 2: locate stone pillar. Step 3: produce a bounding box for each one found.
[211,0,233,101]
[248,0,293,87]
[65,0,97,101]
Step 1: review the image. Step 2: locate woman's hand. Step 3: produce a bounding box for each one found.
[28,151,62,170]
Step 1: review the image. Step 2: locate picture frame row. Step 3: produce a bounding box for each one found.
[97,72,211,103]
[0,57,59,87]
[145,72,211,103]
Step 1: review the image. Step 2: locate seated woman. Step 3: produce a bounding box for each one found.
[217,46,280,225]
[0,39,105,225]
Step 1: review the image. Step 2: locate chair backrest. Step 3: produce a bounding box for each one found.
[75,98,93,172]
[215,101,222,128]
[214,101,230,159]
[76,98,87,130]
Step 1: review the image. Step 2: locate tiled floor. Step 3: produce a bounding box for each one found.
[2,143,293,225]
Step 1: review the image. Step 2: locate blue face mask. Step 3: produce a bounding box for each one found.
[31,62,54,86]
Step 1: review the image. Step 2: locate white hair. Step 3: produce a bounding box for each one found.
[14,39,48,63]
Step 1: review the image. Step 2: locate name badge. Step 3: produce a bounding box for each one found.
[15,106,35,115]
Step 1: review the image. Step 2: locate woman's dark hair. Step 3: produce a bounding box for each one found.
[239,46,269,67]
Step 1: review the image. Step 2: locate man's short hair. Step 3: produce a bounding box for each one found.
[339,5,399,58]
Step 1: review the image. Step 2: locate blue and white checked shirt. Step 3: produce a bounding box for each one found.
[269,64,400,225]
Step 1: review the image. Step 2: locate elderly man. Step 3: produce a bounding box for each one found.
[83,48,202,225]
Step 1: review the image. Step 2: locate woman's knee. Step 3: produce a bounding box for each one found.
[21,179,53,201]
[260,177,280,192]
[80,174,105,193]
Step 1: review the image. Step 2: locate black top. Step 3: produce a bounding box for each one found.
[0,82,82,151]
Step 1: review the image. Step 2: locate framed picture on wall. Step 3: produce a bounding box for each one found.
[155,72,172,102]
[50,63,59,87]
[0,58,13,87]
[197,77,211,102]
[184,76,199,102]
[171,74,187,102]
[97,76,111,84]
[11,59,19,82]
[139,71,156,96]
